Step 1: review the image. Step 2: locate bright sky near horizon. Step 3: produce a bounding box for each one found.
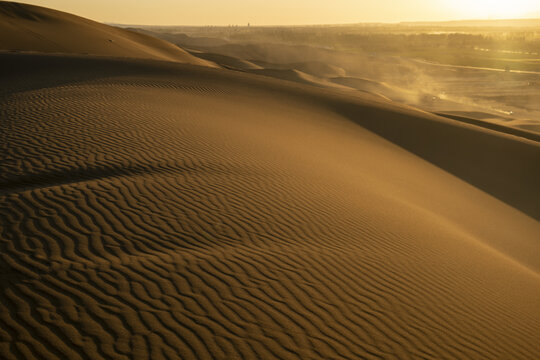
[18,0,540,25]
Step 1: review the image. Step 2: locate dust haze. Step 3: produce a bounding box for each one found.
[130,21,540,133]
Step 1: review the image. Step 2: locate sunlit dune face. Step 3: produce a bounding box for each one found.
[449,0,537,18]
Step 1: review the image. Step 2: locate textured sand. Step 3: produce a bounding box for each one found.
[1,3,540,360]
[2,52,540,360]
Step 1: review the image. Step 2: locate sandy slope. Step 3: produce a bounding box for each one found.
[0,1,216,67]
[1,52,539,360]
[1,2,540,359]
[187,50,263,70]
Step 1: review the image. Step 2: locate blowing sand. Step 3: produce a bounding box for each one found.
[1,2,540,360]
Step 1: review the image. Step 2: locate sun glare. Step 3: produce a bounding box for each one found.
[449,0,537,19]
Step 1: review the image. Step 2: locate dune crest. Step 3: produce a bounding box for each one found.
[0,1,217,66]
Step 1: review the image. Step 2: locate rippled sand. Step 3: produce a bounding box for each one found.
[1,2,539,360]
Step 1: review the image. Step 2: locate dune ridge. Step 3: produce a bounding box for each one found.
[1,52,539,360]
[0,1,217,67]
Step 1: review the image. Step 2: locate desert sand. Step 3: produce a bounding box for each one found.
[1,2,540,359]
[0,2,217,66]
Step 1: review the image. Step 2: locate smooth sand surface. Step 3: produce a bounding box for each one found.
[0,2,217,67]
[187,50,263,70]
[1,3,540,360]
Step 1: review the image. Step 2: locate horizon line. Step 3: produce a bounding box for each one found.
[107,17,540,28]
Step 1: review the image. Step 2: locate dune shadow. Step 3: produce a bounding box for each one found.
[334,102,540,220]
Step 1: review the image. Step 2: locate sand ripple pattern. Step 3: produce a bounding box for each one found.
[1,54,540,360]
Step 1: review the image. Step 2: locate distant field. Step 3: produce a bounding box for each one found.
[390,48,540,73]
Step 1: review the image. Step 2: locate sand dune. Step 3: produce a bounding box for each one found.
[0,1,216,66]
[247,68,352,90]
[330,77,409,100]
[1,51,540,360]
[185,52,352,90]
[248,61,347,79]
[508,119,540,133]
[184,42,345,69]
[188,50,263,70]
[434,112,540,142]
[133,30,231,49]
[1,3,540,360]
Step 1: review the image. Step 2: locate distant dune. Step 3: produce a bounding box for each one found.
[247,68,352,90]
[1,2,540,360]
[188,50,263,70]
[0,1,217,66]
[132,30,231,48]
[140,26,540,135]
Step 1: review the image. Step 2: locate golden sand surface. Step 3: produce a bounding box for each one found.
[1,2,539,359]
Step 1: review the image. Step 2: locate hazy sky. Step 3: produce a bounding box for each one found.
[20,0,540,25]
